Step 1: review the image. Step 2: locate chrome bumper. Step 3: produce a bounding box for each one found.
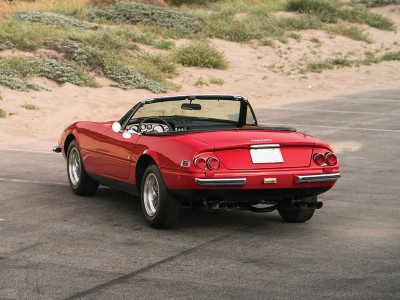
[195,178,247,186]
[296,173,341,183]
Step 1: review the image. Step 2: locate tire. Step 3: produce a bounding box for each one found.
[67,140,99,196]
[141,164,180,229]
[277,197,316,223]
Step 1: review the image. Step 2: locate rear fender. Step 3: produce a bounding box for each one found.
[135,150,161,194]
[61,128,79,158]
[142,149,160,165]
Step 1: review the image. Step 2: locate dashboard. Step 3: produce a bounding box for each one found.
[126,122,171,133]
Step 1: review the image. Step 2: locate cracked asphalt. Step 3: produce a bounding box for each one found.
[0,89,399,299]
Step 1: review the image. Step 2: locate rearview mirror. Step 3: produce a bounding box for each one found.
[181,103,201,111]
[112,122,122,133]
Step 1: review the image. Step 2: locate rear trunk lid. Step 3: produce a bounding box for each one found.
[189,130,315,170]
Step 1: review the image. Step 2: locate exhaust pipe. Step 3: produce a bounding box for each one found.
[307,201,323,209]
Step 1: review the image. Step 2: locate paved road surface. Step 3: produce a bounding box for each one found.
[0,89,399,299]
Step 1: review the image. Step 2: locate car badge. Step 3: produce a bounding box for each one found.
[251,139,272,142]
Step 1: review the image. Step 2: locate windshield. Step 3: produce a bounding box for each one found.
[133,98,241,122]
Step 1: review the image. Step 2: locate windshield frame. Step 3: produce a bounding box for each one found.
[119,94,258,132]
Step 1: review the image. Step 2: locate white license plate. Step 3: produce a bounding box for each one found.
[250,148,284,164]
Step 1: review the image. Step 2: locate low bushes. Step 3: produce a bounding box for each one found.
[88,2,203,34]
[174,41,228,69]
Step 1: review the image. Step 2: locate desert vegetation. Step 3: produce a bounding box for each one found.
[0,0,399,92]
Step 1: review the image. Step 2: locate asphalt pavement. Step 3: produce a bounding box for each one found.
[0,89,399,299]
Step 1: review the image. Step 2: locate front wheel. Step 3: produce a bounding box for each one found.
[67,140,99,196]
[277,197,316,223]
[141,164,180,229]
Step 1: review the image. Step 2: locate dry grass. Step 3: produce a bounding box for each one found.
[0,0,89,18]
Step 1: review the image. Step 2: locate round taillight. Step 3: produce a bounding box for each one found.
[325,152,337,166]
[207,157,220,170]
[313,153,325,166]
[194,157,207,170]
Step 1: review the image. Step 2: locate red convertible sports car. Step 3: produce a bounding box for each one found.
[54,94,340,228]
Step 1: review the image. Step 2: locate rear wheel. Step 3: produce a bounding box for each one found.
[141,164,180,229]
[278,197,316,223]
[67,140,98,196]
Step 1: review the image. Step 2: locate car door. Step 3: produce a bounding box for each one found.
[95,124,139,180]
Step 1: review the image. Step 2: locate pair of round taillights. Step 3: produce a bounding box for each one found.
[194,157,220,170]
[313,152,337,166]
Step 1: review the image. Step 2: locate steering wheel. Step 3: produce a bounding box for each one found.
[138,117,173,133]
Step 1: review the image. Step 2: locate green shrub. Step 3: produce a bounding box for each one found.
[155,39,175,50]
[167,0,220,5]
[286,0,340,23]
[0,56,97,90]
[135,53,177,76]
[32,59,97,86]
[22,103,39,110]
[260,39,274,47]
[287,32,302,41]
[81,29,129,51]
[381,52,400,61]
[0,57,43,91]
[0,19,79,51]
[0,69,44,91]
[0,56,34,77]
[195,77,208,86]
[274,16,321,30]
[106,68,166,93]
[0,108,5,118]
[286,0,395,30]
[327,24,372,43]
[353,0,400,7]
[12,11,95,30]
[174,41,228,69]
[209,77,224,85]
[206,16,257,42]
[88,2,203,34]
[89,0,117,6]
[307,57,353,72]
[0,41,14,51]
[339,8,395,31]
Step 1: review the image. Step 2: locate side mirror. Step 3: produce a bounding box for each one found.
[112,122,122,133]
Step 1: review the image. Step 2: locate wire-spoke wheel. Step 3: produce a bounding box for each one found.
[67,140,98,196]
[68,147,81,186]
[141,164,180,229]
[143,173,160,217]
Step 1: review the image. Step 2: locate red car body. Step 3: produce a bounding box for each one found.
[55,95,340,228]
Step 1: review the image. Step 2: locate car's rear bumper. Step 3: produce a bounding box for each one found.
[163,168,340,202]
[195,178,247,186]
[295,173,341,183]
[194,173,341,186]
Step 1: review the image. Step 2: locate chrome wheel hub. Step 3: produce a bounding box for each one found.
[68,148,81,186]
[143,174,159,217]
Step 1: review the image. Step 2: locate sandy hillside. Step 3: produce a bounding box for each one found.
[0,5,399,151]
